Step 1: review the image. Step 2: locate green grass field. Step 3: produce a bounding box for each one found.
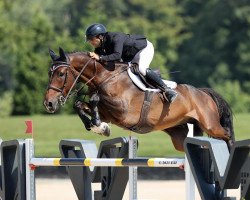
[0,113,249,157]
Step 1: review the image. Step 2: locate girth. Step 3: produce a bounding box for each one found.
[129,90,154,133]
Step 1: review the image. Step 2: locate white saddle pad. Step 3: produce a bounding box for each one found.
[127,68,177,92]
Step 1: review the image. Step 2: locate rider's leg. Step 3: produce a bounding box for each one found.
[146,68,177,102]
[131,40,177,103]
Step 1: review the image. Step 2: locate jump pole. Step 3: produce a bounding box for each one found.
[129,136,138,200]
[186,123,195,200]
[25,142,187,200]
[29,157,185,167]
[128,123,195,200]
[25,138,36,200]
[25,125,195,200]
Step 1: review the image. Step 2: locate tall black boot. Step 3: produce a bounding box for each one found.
[145,68,177,103]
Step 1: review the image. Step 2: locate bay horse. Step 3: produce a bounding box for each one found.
[44,47,234,151]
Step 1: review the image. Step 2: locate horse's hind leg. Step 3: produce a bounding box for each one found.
[198,114,232,147]
[164,125,189,152]
[164,123,203,152]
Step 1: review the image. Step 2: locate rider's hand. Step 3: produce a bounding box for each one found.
[89,52,100,60]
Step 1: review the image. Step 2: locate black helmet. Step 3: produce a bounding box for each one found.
[85,23,107,40]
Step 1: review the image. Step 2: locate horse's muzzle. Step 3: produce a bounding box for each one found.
[43,99,59,113]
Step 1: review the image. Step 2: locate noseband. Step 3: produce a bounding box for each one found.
[47,57,94,105]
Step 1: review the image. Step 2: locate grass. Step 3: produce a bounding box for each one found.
[0,113,249,157]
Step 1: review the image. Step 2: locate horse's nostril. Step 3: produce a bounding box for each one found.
[48,102,53,108]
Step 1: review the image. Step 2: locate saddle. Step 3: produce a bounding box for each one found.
[127,64,177,133]
[128,63,177,91]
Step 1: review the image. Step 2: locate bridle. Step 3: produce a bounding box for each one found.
[47,57,95,106]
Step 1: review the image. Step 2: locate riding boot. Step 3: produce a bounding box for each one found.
[145,68,177,103]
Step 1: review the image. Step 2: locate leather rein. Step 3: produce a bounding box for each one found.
[47,56,130,106]
[47,57,95,105]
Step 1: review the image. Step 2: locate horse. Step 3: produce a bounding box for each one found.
[44,47,234,151]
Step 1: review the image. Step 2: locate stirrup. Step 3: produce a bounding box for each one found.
[163,92,177,103]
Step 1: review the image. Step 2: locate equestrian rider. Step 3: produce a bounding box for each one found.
[85,23,177,103]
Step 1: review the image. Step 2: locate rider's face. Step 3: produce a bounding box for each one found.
[88,37,101,48]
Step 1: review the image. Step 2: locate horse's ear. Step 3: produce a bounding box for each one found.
[59,47,67,61]
[49,48,58,61]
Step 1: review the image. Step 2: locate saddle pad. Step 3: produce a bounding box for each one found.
[127,68,177,92]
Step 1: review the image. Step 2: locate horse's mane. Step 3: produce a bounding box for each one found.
[67,51,89,56]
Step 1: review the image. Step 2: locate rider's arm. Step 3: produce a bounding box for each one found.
[99,34,125,62]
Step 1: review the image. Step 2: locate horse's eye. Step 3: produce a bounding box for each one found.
[58,72,65,77]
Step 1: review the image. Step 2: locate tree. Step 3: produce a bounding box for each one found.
[1,0,74,114]
[78,0,186,79]
[176,0,250,88]
[175,0,250,112]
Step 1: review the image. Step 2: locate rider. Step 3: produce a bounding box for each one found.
[85,23,177,103]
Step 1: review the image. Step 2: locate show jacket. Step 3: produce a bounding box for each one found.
[94,32,147,62]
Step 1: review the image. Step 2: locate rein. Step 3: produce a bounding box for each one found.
[48,54,131,106]
[98,64,130,89]
[48,57,95,106]
[62,58,95,105]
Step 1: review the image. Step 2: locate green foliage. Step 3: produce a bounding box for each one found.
[79,0,186,77]
[212,80,250,113]
[176,0,250,90]
[0,0,77,114]
[0,91,13,117]
[0,0,249,114]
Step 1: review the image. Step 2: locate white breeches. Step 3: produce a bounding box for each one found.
[131,40,154,76]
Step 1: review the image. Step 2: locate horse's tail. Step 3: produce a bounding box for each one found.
[200,88,235,142]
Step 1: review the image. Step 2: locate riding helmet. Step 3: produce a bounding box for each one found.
[85,23,107,40]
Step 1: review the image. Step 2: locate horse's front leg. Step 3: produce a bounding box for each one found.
[74,101,93,131]
[89,93,101,127]
[89,93,111,136]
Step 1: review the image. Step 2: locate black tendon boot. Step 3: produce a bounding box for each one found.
[145,68,177,103]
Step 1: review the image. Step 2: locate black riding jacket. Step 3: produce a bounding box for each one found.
[94,32,147,62]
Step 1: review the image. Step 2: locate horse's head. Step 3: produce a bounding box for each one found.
[44,47,126,113]
[43,48,73,113]
[44,47,94,113]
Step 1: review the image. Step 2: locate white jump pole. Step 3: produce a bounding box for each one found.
[129,136,138,200]
[186,123,195,200]
[25,139,36,200]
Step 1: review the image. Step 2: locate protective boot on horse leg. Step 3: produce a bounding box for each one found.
[89,93,110,136]
[74,100,92,131]
[145,68,177,103]
[89,93,101,126]
[74,97,110,136]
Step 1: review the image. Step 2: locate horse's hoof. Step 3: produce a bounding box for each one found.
[102,122,111,136]
[90,122,111,136]
[85,125,92,131]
